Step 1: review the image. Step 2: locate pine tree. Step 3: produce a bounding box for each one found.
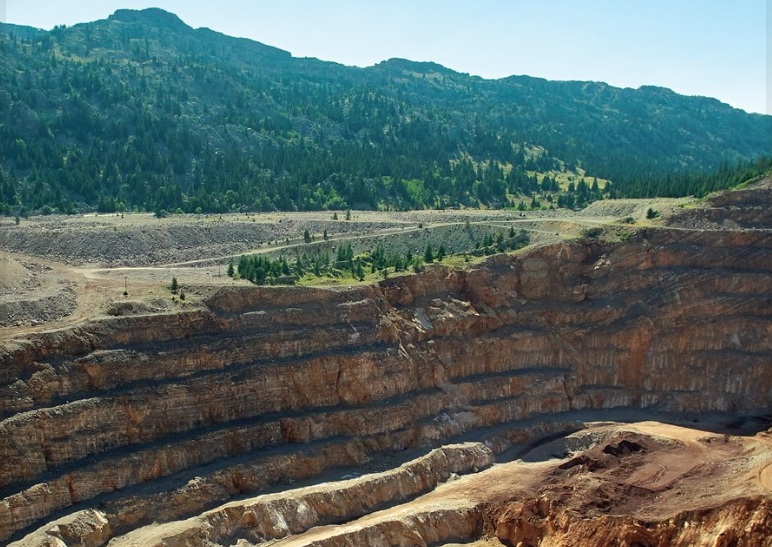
[424,244,434,263]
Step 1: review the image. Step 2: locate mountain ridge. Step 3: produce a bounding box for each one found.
[9,7,758,110]
[1,7,764,112]
[0,8,768,214]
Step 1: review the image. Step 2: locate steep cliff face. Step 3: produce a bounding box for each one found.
[1,188,771,545]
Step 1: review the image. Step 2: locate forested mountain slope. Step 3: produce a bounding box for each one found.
[0,8,768,214]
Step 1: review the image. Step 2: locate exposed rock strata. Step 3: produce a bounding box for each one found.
[102,442,492,547]
[2,189,771,544]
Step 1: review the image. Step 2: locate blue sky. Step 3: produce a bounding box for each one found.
[3,1,768,114]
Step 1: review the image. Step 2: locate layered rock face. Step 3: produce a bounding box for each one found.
[2,189,771,545]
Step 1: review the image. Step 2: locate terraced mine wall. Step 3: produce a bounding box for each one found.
[2,216,772,543]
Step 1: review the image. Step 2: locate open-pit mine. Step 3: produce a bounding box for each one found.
[1,182,771,547]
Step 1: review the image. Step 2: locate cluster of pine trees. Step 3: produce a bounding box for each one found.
[474,227,530,255]
[232,244,428,286]
[607,156,772,198]
[231,227,530,286]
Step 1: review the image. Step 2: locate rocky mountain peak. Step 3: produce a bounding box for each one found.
[109,7,190,31]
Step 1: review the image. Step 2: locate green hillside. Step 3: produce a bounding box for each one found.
[0,8,768,215]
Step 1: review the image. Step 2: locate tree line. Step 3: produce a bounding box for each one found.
[231,227,530,285]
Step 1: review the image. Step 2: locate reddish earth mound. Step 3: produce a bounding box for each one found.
[490,423,772,547]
